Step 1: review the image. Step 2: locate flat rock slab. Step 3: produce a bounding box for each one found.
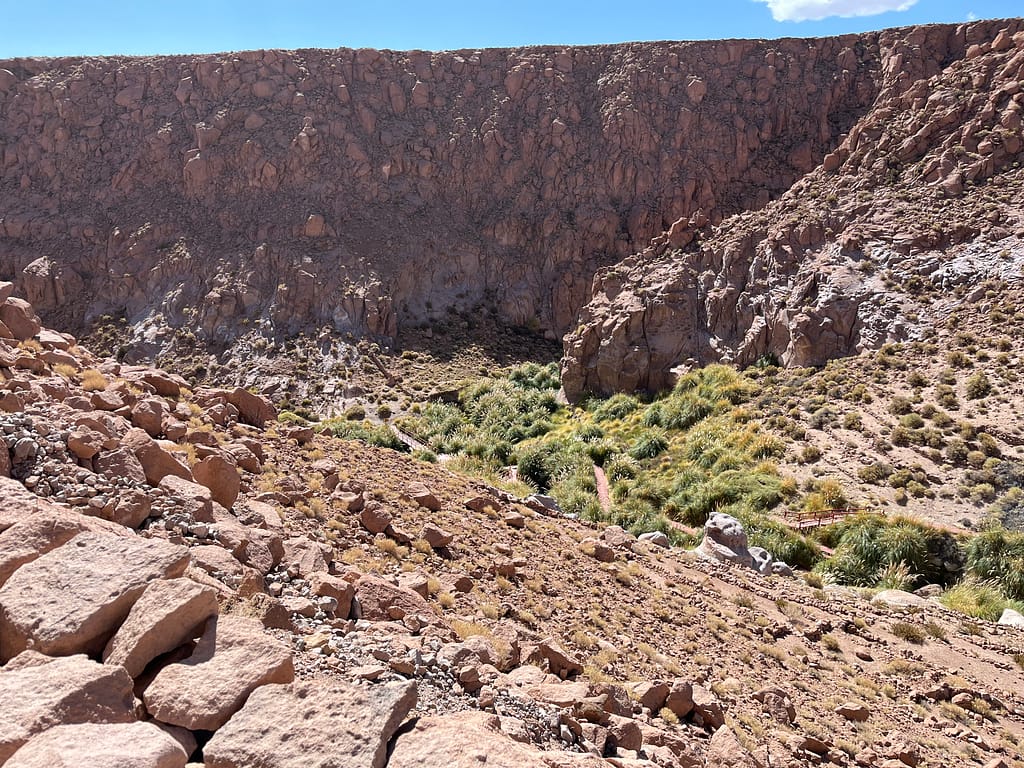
[0,476,78,530]
[144,615,294,731]
[0,508,127,588]
[871,589,932,610]
[0,531,190,660]
[0,652,135,764]
[6,722,187,768]
[389,711,575,768]
[103,577,219,678]
[204,679,416,768]
[705,725,759,768]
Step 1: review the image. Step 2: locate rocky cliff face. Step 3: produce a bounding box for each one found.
[0,23,991,359]
[561,20,1024,398]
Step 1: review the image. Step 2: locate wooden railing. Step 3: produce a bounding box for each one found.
[783,507,877,530]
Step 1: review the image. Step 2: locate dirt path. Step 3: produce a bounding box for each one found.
[593,464,612,515]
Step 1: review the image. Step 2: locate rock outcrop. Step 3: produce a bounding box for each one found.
[694,513,754,569]
[562,20,1024,397]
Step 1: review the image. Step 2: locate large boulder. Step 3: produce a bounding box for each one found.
[5,721,187,768]
[998,608,1024,627]
[279,536,329,576]
[102,577,219,677]
[226,387,276,428]
[0,298,41,342]
[0,653,136,764]
[0,532,190,660]
[353,574,438,624]
[143,616,294,731]
[694,513,753,568]
[130,397,169,437]
[94,447,148,485]
[520,638,583,680]
[122,428,192,486]
[192,454,241,510]
[204,680,416,768]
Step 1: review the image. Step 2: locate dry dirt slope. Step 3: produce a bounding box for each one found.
[0,285,1021,767]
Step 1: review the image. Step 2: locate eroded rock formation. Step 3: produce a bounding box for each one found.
[561,20,1024,398]
[1,22,1011,362]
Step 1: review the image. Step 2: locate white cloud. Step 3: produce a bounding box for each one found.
[967,11,978,20]
[754,0,919,22]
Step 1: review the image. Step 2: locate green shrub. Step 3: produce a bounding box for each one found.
[277,410,309,425]
[965,371,992,399]
[605,454,641,482]
[317,419,408,452]
[940,579,1021,621]
[584,438,619,466]
[966,528,1024,599]
[516,442,562,492]
[739,513,819,570]
[593,393,640,422]
[629,429,670,460]
[816,515,951,589]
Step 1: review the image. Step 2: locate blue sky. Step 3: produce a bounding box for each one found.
[0,0,1018,57]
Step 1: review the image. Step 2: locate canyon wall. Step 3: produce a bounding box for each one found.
[0,19,1021,390]
[561,19,1024,398]
[0,28,926,343]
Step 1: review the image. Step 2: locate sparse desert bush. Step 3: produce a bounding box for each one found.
[965,371,992,400]
[889,396,914,415]
[80,368,108,392]
[858,461,893,484]
[52,363,78,378]
[800,444,822,464]
[891,621,926,644]
[945,439,969,465]
[946,350,971,368]
[344,404,366,420]
[803,478,848,514]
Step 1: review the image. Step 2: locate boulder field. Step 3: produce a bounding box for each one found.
[0,286,1023,766]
